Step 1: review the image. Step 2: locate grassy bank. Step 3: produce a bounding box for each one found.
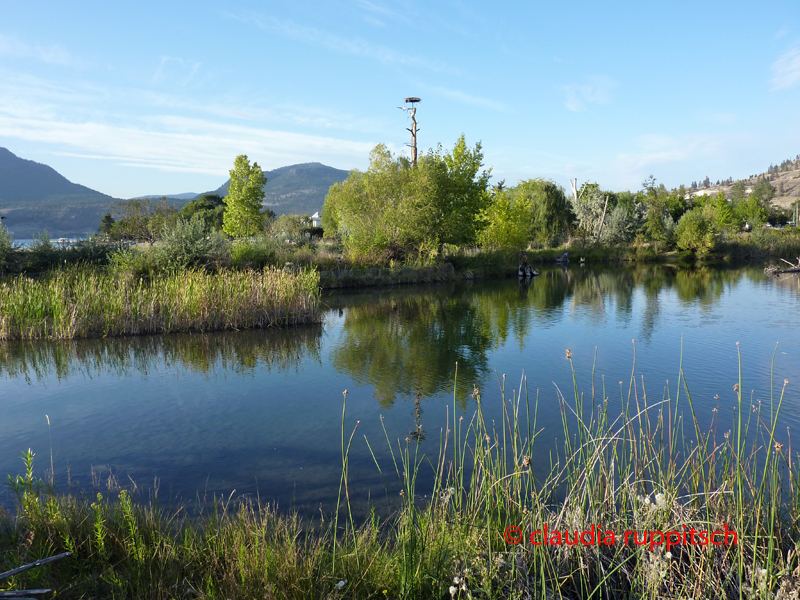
[0,266,321,340]
[2,350,799,598]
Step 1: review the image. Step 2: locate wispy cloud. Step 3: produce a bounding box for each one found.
[563,75,614,112]
[770,46,800,90]
[0,112,374,177]
[227,11,456,74]
[427,86,507,111]
[0,34,83,67]
[153,56,203,87]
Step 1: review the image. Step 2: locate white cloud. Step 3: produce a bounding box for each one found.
[0,34,83,67]
[770,47,800,90]
[563,75,614,112]
[229,12,457,74]
[0,112,374,177]
[427,86,507,111]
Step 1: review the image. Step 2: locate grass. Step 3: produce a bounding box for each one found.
[3,346,800,598]
[0,265,321,340]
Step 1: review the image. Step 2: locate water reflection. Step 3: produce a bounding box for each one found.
[0,325,323,383]
[2,263,798,514]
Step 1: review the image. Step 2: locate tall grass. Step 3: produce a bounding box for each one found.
[3,349,800,598]
[0,265,321,340]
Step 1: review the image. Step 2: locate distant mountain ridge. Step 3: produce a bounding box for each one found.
[205,162,351,215]
[0,147,114,204]
[0,147,119,237]
[0,148,352,236]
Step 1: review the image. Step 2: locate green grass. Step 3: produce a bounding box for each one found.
[2,349,800,598]
[0,265,321,340]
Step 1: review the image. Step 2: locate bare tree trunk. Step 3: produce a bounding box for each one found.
[595,195,609,244]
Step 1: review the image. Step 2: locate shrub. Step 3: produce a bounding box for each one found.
[152,217,229,270]
[675,208,717,255]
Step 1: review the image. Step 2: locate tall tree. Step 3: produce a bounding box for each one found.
[223,155,267,237]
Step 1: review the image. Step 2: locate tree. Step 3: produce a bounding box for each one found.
[180,194,226,231]
[675,208,716,255]
[571,182,607,241]
[110,197,178,242]
[321,137,491,259]
[223,155,267,237]
[99,212,116,234]
[512,179,572,243]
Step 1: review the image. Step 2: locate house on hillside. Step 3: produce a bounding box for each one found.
[311,211,321,228]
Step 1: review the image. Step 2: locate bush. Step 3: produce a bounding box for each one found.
[675,209,717,255]
[230,236,280,270]
[152,217,229,270]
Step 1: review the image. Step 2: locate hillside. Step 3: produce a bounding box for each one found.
[0,147,120,238]
[207,162,351,215]
[685,155,800,209]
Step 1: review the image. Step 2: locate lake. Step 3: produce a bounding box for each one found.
[1,264,799,515]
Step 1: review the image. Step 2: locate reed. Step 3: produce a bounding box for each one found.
[0,265,321,340]
[2,349,799,598]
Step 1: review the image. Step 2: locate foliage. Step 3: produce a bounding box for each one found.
[476,189,531,249]
[674,207,717,254]
[99,212,115,234]
[600,204,640,244]
[571,182,607,239]
[270,214,312,240]
[223,155,267,237]
[0,223,16,272]
[511,179,573,244]
[108,198,179,242]
[433,135,492,245]
[152,217,229,271]
[179,194,226,231]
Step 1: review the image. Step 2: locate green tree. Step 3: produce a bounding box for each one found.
[511,179,572,243]
[322,137,490,259]
[99,212,116,235]
[223,155,267,237]
[110,197,178,242]
[477,189,531,249]
[571,182,607,240]
[180,194,226,231]
[675,208,716,255]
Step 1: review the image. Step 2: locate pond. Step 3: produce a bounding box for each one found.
[1,264,799,515]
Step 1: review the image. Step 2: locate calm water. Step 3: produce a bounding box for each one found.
[1,264,799,514]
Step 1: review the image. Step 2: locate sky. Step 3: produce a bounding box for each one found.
[1,0,799,199]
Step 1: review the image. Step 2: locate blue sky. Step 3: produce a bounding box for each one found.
[1,0,799,199]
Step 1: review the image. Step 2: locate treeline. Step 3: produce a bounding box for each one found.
[321,137,797,260]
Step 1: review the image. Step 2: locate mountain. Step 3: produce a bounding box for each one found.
[131,193,199,201]
[205,162,351,215]
[684,155,800,208]
[0,147,119,237]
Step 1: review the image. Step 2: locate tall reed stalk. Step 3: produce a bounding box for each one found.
[0,265,321,340]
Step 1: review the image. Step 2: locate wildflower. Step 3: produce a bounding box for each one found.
[785,379,789,385]
[724,431,730,440]
[714,394,719,399]
[644,497,651,505]
[335,580,347,589]
[522,456,531,467]
[449,585,458,597]
[405,437,410,442]
[383,591,388,595]
[733,383,739,392]
[485,434,490,443]
[655,493,667,508]
[399,490,405,496]
[566,349,572,359]
[665,551,672,560]
[775,442,784,452]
